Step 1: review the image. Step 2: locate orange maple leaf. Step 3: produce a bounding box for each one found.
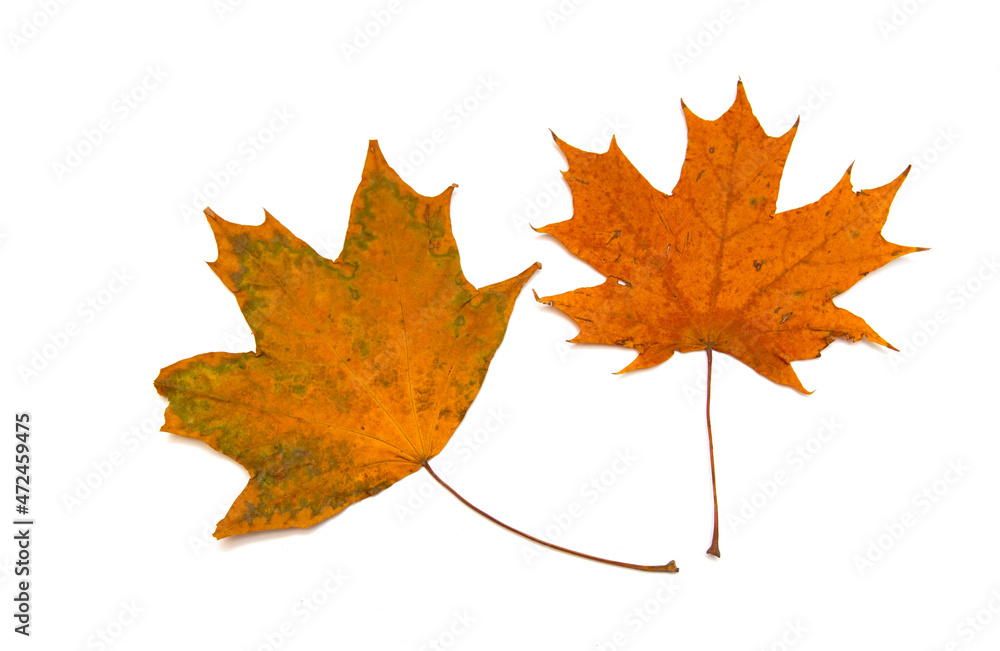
[536,82,925,556]
[155,142,538,539]
[537,81,924,393]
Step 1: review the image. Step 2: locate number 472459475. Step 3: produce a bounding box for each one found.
[15,413,30,515]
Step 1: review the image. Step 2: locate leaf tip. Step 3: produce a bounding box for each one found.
[364,139,390,173]
[733,77,750,106]
[533,289,553,306]
[895,164,913,187]
[550,130,574,159]
[203,207,233,245]
[500,262,542,297]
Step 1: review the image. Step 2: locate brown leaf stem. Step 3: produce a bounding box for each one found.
[706,347,721,558]
[422,460,678,573]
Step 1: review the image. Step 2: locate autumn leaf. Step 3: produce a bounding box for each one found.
[538,81,923,390]
[154,141,677,573]
[155,141,538,539]
[536,82,924,555]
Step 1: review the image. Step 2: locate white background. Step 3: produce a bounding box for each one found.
[2,0,998,649]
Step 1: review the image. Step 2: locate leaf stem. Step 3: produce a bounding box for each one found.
[706,347,721,558]
[422,461,678,573]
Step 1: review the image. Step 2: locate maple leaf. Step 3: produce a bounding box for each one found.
[536,82,924,555]
[155,141,538,539]
[537,81,923,391]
